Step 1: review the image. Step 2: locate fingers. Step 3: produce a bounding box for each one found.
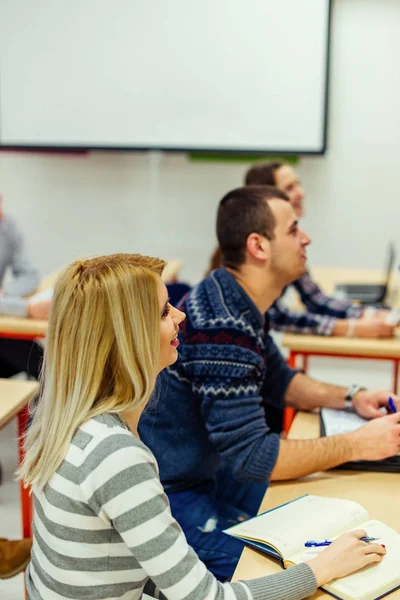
[350,530,368,540]
[363,543,386,556]
[363,552,384,566]
[386,412,400,423]
[368,409,385,419]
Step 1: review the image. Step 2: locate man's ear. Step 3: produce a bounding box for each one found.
[246,233,270,262]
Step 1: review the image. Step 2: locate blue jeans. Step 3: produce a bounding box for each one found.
[168,467,268,581]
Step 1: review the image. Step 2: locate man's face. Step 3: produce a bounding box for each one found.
[268,199,311,285]
[274,165,305,218]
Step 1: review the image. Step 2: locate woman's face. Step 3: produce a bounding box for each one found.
[157,277,186,373]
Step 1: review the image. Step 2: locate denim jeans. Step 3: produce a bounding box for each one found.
[168,467,269,581]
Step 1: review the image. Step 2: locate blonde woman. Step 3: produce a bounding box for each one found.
[20,253,385,600]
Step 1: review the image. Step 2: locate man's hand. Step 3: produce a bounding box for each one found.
[354,319,395,338]
[27,298,51,320]
[368,309,390,320]
[353,389,400,419]
[351,412,400,461]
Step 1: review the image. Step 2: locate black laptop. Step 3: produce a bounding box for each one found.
[335,242,395,305]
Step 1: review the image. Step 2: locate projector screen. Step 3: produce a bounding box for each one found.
[0,0,331,154]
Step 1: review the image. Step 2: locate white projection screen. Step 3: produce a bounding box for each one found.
[0,0,331,153]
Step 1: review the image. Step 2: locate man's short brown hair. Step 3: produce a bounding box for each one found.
[217,185,289,270]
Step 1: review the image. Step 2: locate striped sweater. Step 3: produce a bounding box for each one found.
[27,412,317,600]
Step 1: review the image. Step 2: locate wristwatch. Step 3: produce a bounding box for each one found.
[344,384,366,412]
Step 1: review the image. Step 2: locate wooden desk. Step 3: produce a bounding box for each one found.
[283,334,400,398]
[0,316,48,340]
[0,379,38,428]
[0,379,39,538]
[233,412,400,599]
[282,266,400,431]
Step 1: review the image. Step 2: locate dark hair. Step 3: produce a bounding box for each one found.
[216,185,289,270]
[205,247,223,276]
[244,162,283,186]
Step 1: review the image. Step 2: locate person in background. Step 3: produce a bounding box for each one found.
[139,186,400,581]
[18,252,385,599]
[0,192,51,380]
[243,162,394,338]
[0,192,50,578]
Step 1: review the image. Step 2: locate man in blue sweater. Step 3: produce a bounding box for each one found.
[139,185,400,581]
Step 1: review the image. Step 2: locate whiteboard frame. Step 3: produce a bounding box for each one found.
[0,0,332,156]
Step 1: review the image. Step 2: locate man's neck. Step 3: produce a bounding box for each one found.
[226,265,283,315]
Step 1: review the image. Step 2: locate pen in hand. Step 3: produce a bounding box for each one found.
[388,396,397,414]
[305,537,379,547]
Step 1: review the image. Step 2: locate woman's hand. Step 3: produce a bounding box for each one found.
[307,530,386,586]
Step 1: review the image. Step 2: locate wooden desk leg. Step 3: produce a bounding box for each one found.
[17,407,32,539]
[283,351,298,436]
[393,359,399,395]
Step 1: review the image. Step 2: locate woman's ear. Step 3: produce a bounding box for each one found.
[245,233,270,262]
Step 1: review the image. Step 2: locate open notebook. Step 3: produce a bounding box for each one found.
[224,495,400,600]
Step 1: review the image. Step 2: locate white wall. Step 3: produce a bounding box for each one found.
[299,0,400,270]
[0,0,399,286]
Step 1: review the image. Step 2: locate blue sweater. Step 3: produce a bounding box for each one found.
[139,269,297,491]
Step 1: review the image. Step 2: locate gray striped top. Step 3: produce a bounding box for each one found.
[26,412,317,600]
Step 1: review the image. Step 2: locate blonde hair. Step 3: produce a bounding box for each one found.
[19,253,166,489]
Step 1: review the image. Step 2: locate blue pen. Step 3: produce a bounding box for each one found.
[388,396,397,414]
[305,537,378,548]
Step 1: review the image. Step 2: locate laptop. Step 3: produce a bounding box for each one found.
[335,242,395,305]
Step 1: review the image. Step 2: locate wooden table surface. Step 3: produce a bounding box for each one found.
[282,333,400,358]
[0,379,39,428]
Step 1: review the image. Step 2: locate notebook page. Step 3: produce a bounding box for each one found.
[324,521,400,600]
[321,408,369,436]
[226,495,368,558]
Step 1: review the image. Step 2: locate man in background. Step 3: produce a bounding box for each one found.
[245,162,394,339]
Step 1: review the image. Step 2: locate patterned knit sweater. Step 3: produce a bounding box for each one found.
[139,268,297,491]
[27,413,317,600]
